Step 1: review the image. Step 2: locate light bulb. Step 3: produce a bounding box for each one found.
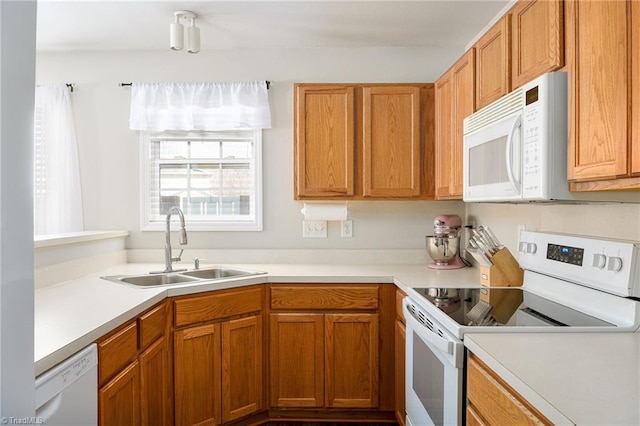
[170,21,184,50]
[187,21,200,54]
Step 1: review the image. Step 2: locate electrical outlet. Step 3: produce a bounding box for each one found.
[341,220,353,238]
[303,220,327,238]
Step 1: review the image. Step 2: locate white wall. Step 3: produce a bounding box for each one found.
[36,47,640,262]
[36,47,466,254]
[466,202,640,255]
[1,0,36,417]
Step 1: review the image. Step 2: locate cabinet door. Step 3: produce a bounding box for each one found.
[511,0,564,88]
[566,0,629,181]
[632,0,640,176]
[362,86,421,197]
[434,72,454,199]
[325,313,379,408]
[467,404,489,426]
[294,84,355,198]
[99,361,140,426]
[467,353,552,425]
[139,336,172,426]
[435,51,475,200]
[269,313,324,407]
[451,49,476,197]
[174,324,222,426]
[475,16,511,109]
[394,320,406,426]
[222,315,263,422]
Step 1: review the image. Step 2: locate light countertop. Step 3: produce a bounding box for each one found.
[465,333,640,426]
[35,262,480,375]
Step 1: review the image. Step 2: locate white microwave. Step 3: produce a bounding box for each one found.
[463,72,571,202]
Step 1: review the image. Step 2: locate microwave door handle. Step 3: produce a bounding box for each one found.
[505,115,522,193]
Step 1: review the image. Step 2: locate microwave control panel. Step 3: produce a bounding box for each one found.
[522,104,542,196]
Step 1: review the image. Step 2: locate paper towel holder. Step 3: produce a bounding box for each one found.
[300,202,348,221]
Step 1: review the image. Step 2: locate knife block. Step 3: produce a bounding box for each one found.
[479,247,524,287]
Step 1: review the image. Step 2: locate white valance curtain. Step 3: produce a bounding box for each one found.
[34,84,84,235]
[129,81,271,131]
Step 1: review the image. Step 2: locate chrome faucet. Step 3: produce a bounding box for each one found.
[160,206,188,273]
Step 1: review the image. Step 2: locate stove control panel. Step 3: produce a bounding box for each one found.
[518,231,640,298]
[546,243,584,266]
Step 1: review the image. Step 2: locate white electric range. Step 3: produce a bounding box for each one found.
[403,231,640,426]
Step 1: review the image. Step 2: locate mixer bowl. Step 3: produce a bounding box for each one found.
[425,235,460,265]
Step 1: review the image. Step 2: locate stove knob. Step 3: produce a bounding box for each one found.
[607,256,623,272]
[592,253,607,269]
[518,241,528,253]
[526,242,537,254]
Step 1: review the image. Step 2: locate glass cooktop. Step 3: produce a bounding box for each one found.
[410,287,614,328]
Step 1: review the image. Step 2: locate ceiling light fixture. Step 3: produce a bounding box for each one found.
[170,10,200,53]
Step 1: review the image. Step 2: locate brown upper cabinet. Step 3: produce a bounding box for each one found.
[294,85,355,198]
[294,83,435,200]
[566,0,640,191]
[435,49,475,199]
[361,86,422,198]
[475,15,511,110]
[510,0,564,89]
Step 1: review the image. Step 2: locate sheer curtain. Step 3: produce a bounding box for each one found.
[129,81,271,131]
[34,84,84,235]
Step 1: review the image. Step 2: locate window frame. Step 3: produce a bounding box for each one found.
[140,130,263,232]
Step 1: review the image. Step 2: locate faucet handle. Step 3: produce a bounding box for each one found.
[171,249,184,263]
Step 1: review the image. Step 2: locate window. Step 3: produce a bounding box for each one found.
[141,130,262,231]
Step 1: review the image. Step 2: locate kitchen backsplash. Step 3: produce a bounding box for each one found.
[466,201,640,256]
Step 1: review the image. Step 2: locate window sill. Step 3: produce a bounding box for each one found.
[34,230,130,249]
[141,221,262,232]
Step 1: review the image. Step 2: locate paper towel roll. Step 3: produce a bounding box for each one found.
[300,203,348,221]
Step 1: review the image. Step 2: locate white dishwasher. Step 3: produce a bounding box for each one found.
[35,344,98,425]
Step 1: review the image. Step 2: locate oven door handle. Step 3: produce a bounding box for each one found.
[403,302,453,355]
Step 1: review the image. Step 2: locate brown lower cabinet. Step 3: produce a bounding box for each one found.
[269,284,381,409]
[394,289,407,426]
[98,283,397,425]
[173,286,264,426]
[466,352,552,425]
[98,300,172,426]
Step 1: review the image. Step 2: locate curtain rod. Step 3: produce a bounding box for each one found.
[119,81,271,90]
[66,83,75,92]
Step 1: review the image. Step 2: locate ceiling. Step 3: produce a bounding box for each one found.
[36,0,511,52]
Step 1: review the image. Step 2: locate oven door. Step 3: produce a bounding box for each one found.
[404,299,464,426]
[463,113,522,202]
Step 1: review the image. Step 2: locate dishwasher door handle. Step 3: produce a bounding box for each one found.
[36,393,63,421]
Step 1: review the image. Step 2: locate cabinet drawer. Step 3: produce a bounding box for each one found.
[98,321,138,386]
[138,302,167,349]
[270,285,379,310]
[174,286,263,328]
[467,354,551,425]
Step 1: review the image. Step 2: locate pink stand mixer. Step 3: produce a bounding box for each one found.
[425,214,467,270]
